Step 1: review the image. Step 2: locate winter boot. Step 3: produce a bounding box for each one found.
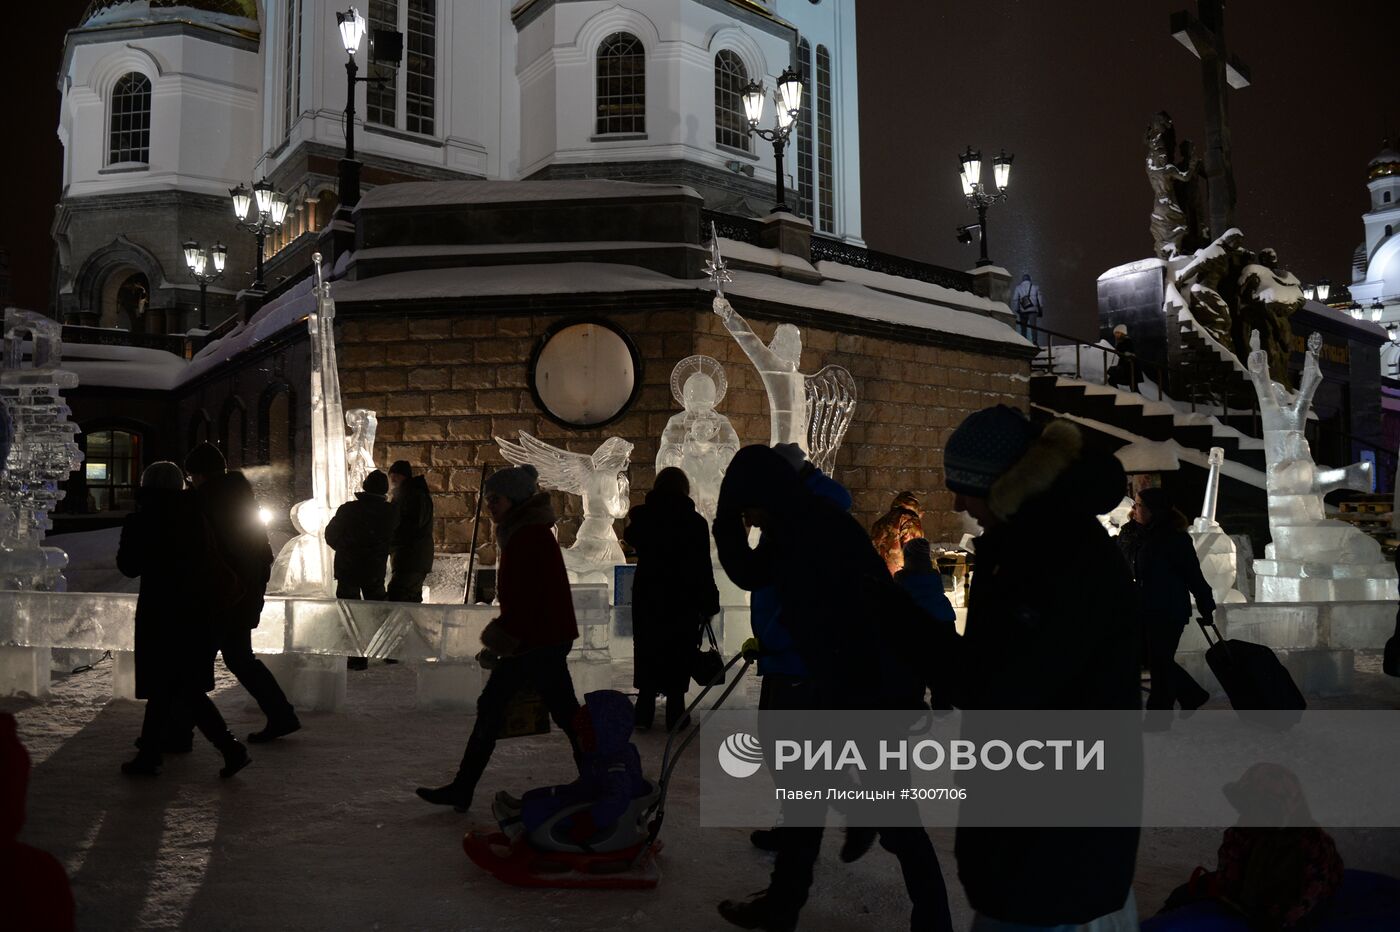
[217,737,252,779]
[248,713,302,744]
[121,751,163,777]
[664,692,691,732]
[416,782,473,812]
[717,892,799,932]
[839,827,878,863]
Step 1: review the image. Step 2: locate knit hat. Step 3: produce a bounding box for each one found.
[484,464,539,504]
[943,405,1037,497]
[183,442,226,478]
[901,537,935,575]
[141,461,185,491]
[389,460,413,478]
[362,469,389,495]
[1113,324,1128,337]
[771,442,806,474]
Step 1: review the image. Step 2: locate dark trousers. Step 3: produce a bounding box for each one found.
[769,825,951,932]
[1144,619,1209,710]
[337,577,386,600]
[387,571,427,603]
[142,682,232,755]
[453,644,581,790]
[634,690,687,730]
[220,624,296,721]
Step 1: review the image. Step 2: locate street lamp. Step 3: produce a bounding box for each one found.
[337,6,368,209]
[1317,279,1331,301]
[957,146,1014,266]
[1303,285,1316,301]
[229,179,287,292]
[1349,302,1364,320]
[1372,299,1385,323]
[182,240,226,328]
[742,67,804,214]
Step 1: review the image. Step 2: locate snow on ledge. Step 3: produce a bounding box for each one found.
[815,260,1005,316]
[61,343,187,391]
[354,179,700,211]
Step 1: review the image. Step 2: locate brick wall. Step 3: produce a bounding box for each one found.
[338,309,1028,553]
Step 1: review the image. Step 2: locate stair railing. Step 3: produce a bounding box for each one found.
[1024,323,1166,403]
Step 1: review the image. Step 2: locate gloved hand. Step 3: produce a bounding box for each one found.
[740,636,761,661]
[481,618,521,657]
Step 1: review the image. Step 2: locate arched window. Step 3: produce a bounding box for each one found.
[84,429,141,513]
[714,50,750,152]
[220,398,248,468]
[796,40,814,219]
[258,384,296,511]
[109,72,151,165]
[596,32,645,135]
[366,0,437,136]
[815,45,834,232]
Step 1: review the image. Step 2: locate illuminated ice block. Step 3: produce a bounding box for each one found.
[656,356,740,527]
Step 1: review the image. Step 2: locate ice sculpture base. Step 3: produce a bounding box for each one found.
[261,653,347,713]
[1253,560,1398,603]
[112,650,136,700]
[0,645,50,698]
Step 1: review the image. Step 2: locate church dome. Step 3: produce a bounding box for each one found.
[81,1,259,32]
[1370,140,1400,180]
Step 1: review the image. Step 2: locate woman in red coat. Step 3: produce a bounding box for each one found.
[416,465,582,812]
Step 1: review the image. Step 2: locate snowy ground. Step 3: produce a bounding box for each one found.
[9,655,1400,931]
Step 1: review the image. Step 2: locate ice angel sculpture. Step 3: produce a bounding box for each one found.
[1248,330,1397,601]
[713,296,855,473]
[494,432,632,581]
[345,408,379,493]
[657,356,740,524]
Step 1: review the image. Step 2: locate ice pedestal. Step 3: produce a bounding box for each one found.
[0,645,49,697]
[260,653,346,713]
[112,650,136,700]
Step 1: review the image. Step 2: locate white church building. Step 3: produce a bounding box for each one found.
[53,0,866,329]
[1351,143,1400,376]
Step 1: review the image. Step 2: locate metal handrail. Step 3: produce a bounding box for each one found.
[1024,322,1264,437]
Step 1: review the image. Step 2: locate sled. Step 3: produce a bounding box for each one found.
[463,644,757,890]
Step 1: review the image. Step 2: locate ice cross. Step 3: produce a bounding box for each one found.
[1170,0,1251,239]
[703,222,732,297]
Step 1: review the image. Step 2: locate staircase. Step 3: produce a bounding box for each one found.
[1029,375,1266,481]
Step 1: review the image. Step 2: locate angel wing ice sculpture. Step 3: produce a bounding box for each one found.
[494,432,633,581]
[713,296,857,473]
[805,365,857,474]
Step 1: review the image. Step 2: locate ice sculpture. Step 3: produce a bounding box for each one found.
[0,309,83,591]
[706,230,856,473]
[494,432,631,582]
[656,355,740,524]
[269,254,352,597]
[1190,447,1246,604]
[345,408,378,493]
[1248,331,1398,602]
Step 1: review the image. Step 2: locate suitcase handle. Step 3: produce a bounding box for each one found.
[1195,615,1235,662]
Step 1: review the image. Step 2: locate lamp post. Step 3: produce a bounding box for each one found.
[741,68,803,214]
[1372,300,1386,323]
[229,178,288,292]
[336,6,368,208]
[182,239,227,328]
[957,146,1014,267]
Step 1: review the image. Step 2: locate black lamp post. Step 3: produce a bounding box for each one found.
[229,179,287,292]
[741,68,803,214]
[182,239,227,328]
[336,6,368,208]
[957,146,1014,267]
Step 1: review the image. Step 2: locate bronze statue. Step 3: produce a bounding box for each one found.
[1145,112,1195,259]
[1175,140,1210,254]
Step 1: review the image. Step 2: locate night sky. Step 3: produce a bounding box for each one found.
[6,0,1397,340]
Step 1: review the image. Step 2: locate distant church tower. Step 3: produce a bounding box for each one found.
[53,1,264,330]
[1351,141,1400,373]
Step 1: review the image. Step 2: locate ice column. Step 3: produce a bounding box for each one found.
[0,309,82,591]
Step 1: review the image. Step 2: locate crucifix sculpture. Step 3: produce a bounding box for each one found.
[1170,0,1251,240]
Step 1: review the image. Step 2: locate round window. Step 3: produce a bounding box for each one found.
[529,319,640,428]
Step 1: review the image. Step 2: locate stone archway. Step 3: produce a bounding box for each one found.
[99,268,150,331]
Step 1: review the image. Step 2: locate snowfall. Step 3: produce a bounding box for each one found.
[6,583,1400,930]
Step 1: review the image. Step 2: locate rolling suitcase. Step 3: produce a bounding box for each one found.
[1196,619,1305,723]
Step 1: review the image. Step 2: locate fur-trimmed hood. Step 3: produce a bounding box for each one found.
[987,420,1126,523]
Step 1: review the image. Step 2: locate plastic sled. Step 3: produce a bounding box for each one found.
[464,646,758,890]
